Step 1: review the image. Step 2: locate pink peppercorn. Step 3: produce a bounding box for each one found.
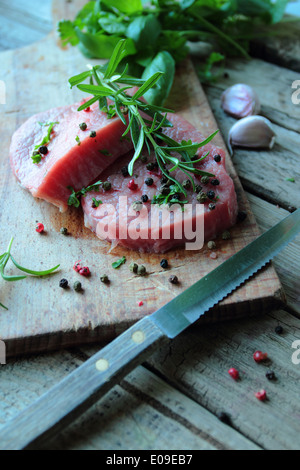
[228,368,239,380]
[127,179,138,191]
[35,223,44,233]
[79,267,91,277]
[255,390,267,401]
[73,261,82,273]
[253,351,268,363]
[138,301,144,307]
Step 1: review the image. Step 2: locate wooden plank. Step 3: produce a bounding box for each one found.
[0,350,259,450]
[246,192,300,315]
[146,308,300,450]
[197,58,300,210]
[0,0,283,357]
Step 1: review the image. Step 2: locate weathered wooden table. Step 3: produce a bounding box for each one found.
[0,0,299,451]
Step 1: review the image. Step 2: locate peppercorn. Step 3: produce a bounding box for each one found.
[275,325,283,335]
[161,186,170,196]
[121,166,129,177]
[73,261,82,273]
[39,146,48,155]
[253,351,268,363]
[59,279,68,289]
[217,412,231,425]
[79,122,87,131]
[201,176,210,185]
[214,154,222,163]
[60,227,68,235]
[127,179,138,191]
[131,201,142,212]
[197,192,208,204]
[89,131,96,138]
[228,368,239,380]
[160,259,169,269]
[195,184,202,194]
[100,274,109,284]
[35,223,44,233]
[172,193,181,201]
[266,371,276,381]
[129,263,138,273]
[146,162,155,171]
[169,275,179,285]
[79,267,91,277]
[208,203,216,211]
[141,195,149,203]
[211,179,220,186]
[207,241,216,250]
[103,181,111,191]
[73,281,82,292]
[145,177,154,186]
[140,155,148,163]
[222,230,231,240]
[207,190,216,200]
[137,265,146,276]
[191,155,198,161]
[237,211,247,222]
[161,175,168,184]
[255,390,267,402]
[182,179,191,190]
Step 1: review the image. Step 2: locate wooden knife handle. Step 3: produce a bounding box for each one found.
[0,317,167,450]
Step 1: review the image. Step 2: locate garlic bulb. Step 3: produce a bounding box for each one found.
[221,84,261,119]
[228,116,276,155]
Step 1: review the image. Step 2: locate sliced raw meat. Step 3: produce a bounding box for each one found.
[10,100,133,211]
[82,114,238,253]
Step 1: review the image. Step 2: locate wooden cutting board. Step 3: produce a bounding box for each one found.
[0,0,284,357]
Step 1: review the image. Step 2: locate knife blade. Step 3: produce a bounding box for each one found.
[1,209,299,450]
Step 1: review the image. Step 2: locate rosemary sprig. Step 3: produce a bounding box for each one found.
[67,181,103,208]
[0,238,60,310]
[69,39,217,202]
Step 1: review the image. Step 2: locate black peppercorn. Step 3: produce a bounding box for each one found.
[211,179,220,186]
[214,154,221,163]
[195,185,202,194]
[141,195,149,203]
[160,259,169,269]
[146,162,155,171]
[39,146,48,155]
[208,203,216,211]
[90,131,96,138]
[121,166,129,177]
[161,186,170,196]
[60,227,68,235]
[275,325,283,335]
[207,190,216,200]
[169,275,179,285]
[100,274,109,283]
[79,122,87,131]
[266,371,276,381]
[103,181,111,191]
[237,211,247,222]
[145,177,154,186]
[59,279,68,289]
[182,179,191,190]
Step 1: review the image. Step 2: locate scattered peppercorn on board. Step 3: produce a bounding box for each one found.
[0,0,284,357]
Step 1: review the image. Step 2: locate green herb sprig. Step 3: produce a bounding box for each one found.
[112,256,126,269]
[0,237,60,310]
[32,122,59,163]
[67,181,103,208]
[69,40,216,202]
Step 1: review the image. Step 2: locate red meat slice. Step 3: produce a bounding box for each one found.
[82,114,238,253]
[9,101,133,211]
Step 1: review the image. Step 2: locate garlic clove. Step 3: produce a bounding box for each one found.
[221,84,261,119]
[228,116,276,155]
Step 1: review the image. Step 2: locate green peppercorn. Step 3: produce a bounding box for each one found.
[182,179,191,190]
[197,191,208,203]
[207,241,216,250]
[222,230,231,240]
[73,281,82,292]
[201,176,210,185]
[60,227,68,235]
[79,123,87,131]
[100,274,109,284]
[129,263,138,273]
[102,181,111,191]
[137,265,146,276]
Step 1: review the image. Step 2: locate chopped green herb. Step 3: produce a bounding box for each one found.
[286,177,295,183]
[92,198,102,208]
[67,181,102,208]
[32,122,59,163]
[112,256,126,269]
[75,135,81,146]
[100,149,112,156]
[0,237,60,310]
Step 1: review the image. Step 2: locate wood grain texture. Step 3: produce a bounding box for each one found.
[0,0,284,357]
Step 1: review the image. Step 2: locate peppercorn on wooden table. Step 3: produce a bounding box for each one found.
[0,0,300,451]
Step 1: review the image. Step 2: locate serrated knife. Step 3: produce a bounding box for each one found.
[1,208,300,450]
